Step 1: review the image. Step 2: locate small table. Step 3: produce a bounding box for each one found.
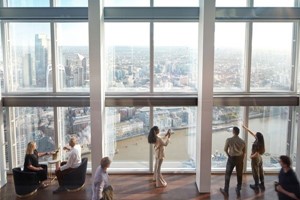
[48,159,60,183]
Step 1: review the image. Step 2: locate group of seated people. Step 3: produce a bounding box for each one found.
[23,137,83,193]
[23,137,298,200]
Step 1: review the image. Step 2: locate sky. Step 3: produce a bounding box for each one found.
[4,0,296,49]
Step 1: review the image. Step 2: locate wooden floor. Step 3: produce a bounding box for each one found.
[0,174,279,200]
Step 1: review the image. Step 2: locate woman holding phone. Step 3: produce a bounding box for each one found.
[148,126,171,187]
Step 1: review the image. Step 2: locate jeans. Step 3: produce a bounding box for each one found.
[251,155,264,185]
[224,155,244,192]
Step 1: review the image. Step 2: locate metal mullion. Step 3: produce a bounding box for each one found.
[150,22,154,93]
[291,22,298,92]
[149,106,153,173]
[294,20,300,93]
[244,22,252,92]
[286,107,294,156]
[53,107,59,154]
[50,21,57,92]
[1,21,9,93]
[243,106,249,173]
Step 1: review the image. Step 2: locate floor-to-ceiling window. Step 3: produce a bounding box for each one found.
[0,0,299,179]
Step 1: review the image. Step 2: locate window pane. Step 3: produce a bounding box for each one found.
[10,107,55,167]
[55,0,88,7]
[8,23,51,92]
[105,23,150,92]
[247,107,289,171]
[214,23,245,92]
[212,107,244,170]
[154,107,196,170]
[216,0,247,7]
[154,0,198,7]
[106,107,150,170]
[7,0,49,7]
[254,0,294,7]
[56,23,89,92]
[59,107,91,168]
[154,23,198,92]
[104,0,149,7]
[251,23,293,91]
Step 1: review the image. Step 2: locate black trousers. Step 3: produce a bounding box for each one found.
[224,155,244,192]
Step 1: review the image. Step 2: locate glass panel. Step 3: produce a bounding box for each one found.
[247,107,289,170]
[59,107,91,168]
[105,23,150,92]
[214,23,246,92]
[7,0,49,7]
[55,0,88,7]
[7,23,51,92]
[254,0,294,7]
[251,23,293,91]
[216,0,247,7]
[104,0,149,7]
[10,107,55,167]
[154,0,198,7]
[56,23,89,91]
[105,107,150,170]
[212,107,244,170]
[154,107,196,170]
[154,23,198,92]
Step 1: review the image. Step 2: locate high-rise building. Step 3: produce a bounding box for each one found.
[22,53,35,87]
[35,34,50,88]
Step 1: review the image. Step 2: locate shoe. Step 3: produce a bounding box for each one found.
[250,184,259,192]
[53,186,66,194]
[259,183,265,191]
[39,183,49,189]
[235,187,241,197]
[220,188,228,198]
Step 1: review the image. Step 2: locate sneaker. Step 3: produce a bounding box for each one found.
[259,183,265,191]
[220,188,228,198]
[235,187,241,197]
[53,186,66,194]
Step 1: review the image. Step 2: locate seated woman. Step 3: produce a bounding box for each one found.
[24,141,52,188]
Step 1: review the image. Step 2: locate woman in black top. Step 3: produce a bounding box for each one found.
[24,141,51,186]
[243,125,265,191]
[276,155,300,200]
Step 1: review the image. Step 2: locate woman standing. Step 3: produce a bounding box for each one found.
[24,141,51,188]
[243,125,265,191]
[148,126,171,188]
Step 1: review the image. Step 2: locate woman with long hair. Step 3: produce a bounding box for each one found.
[243,125,265,191]
[24,141,52,188]
[148,126,171,187]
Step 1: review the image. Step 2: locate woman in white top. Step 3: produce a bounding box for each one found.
[148,126,171,187]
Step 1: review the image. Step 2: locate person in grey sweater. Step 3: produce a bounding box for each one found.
[92,157,113,200]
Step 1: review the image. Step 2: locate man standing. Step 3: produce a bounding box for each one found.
[220,126,246,198]
[53,137,81,194]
